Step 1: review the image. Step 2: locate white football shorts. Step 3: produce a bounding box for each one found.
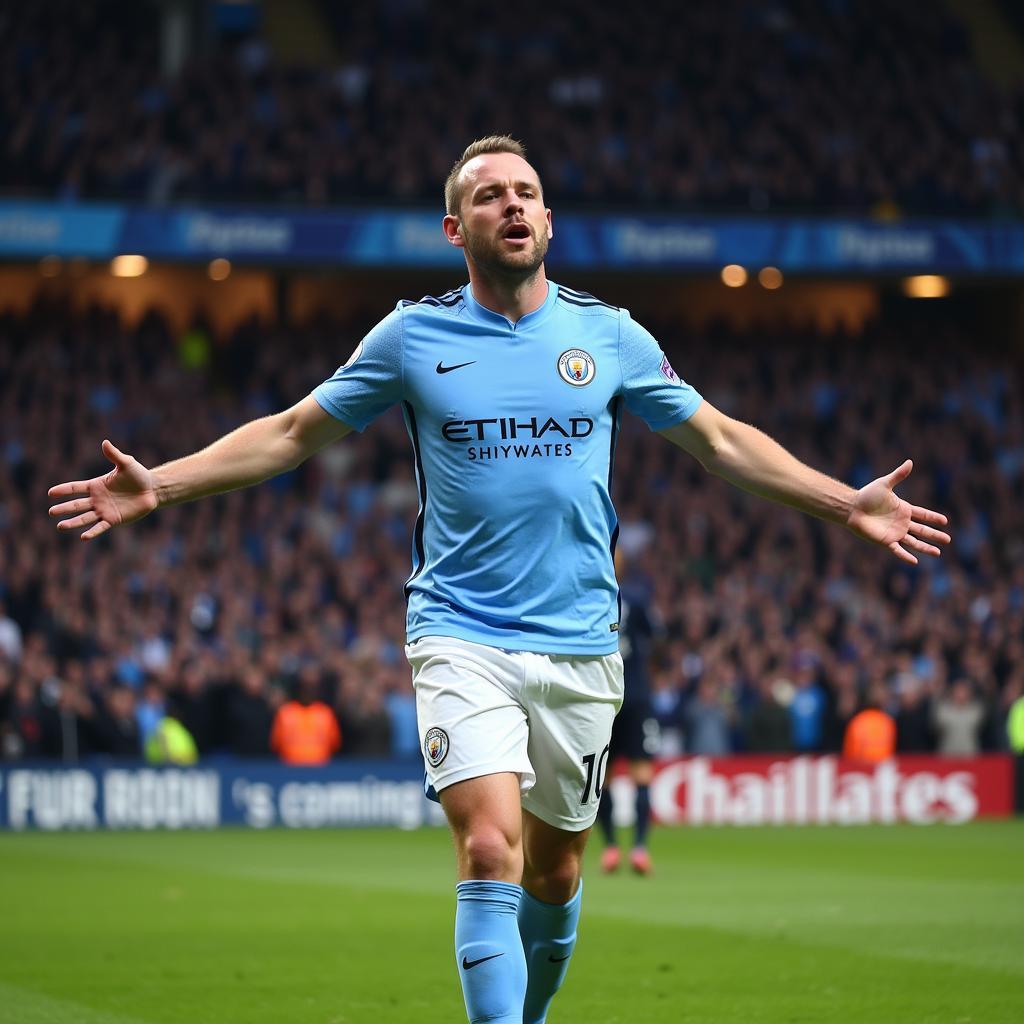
[406,635,624,832]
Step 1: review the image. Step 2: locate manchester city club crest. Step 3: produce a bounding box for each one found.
[557,349,596,387]
[424,726,450,768]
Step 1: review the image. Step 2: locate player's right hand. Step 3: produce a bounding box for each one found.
[48,439,159,541]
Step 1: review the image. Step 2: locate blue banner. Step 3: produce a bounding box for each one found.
[0,760,445,831]
[2,199,1023,273]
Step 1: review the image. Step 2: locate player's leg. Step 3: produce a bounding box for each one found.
[518,648,623,1024]
[628,757,655,874]
[519,811,589,1024]
[440,773,529,1024]
[408,637,535,1024]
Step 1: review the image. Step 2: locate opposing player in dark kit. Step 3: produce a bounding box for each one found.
[596,558,663,875]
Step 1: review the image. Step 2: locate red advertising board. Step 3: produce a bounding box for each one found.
[632,755,1015,826]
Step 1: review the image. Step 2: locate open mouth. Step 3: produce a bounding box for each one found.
[503,224,531,240]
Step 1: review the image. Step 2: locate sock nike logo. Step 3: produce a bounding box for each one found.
[436,360,476,374]
[462,953,504,970]
[548,953,572,963]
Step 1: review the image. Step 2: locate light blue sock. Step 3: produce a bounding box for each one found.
[518,881,583,1024]
[454,880,527,1024]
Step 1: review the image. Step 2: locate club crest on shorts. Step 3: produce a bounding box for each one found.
[557,349,596,387]
[424,726,450,768]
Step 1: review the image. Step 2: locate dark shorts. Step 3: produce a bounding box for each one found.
[609,697,661,762]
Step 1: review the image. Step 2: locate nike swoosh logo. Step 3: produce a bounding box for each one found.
[462,953,504,970]
[436,360,476,374]
[548,954,572,963]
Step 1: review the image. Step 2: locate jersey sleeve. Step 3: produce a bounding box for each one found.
[312,308,404,431]
[618,311,702,430]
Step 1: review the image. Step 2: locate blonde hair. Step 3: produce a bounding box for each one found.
[444,135,537,216]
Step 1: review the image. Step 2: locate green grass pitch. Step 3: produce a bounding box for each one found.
[1,822,1021,1023]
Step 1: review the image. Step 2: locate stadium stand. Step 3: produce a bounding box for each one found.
[2,0,1023,214]
[1,299,1021,760]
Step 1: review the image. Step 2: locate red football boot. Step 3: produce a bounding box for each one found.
[629,847,653,876]
[600,846,621,874]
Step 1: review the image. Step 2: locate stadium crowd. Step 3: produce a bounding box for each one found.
[1,297,1021,762]
[3,0,1023,215]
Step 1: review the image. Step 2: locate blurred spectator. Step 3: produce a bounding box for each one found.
[340,682,393,757]
[226,664,274,757]
[894,678,934,753]
[789,663,826,753]
[270,669,341,765]
[0,602,23,663]
[685,677,731,755]
[172,660,215,754]
[135,681,166,747]
[744,678,792,753]
[650,669,686,756]
[383,669,419,758]
[4,679,47,759]
[1007,684,1024,754]
[145,713,199,765]
[933,680,985,756]
[43,664,98,761]
[995,676,1023,754]
[94,685,143,758]
[842,686,896,763]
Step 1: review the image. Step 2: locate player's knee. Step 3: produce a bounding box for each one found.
[460,826,522,880]
[523,856,581,904]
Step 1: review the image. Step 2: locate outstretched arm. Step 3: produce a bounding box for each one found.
[48,396,353,540]
[659,402,950,565]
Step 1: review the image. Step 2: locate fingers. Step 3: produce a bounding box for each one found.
[903,534,941,558]
[910,504,948,527]
[49,497,93,518]
[908,521,951,547]
[47,480,93,499]
[81,520,112,541]
[885,459,913,488]
[888,541,918,566]
[102,438,130,467]
[57,511,99,532]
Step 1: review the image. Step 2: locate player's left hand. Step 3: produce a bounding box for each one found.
[846,459,950,565]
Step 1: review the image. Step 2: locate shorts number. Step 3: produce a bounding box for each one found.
[581,744,611,804]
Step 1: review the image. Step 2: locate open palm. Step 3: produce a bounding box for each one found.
[846,460,950,565]
[48,440,159,541]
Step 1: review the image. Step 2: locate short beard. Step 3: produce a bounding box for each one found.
[462,224,549,283]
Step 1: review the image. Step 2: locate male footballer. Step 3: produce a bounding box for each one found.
[49,136,950,1024]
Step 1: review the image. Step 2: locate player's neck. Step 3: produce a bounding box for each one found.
[467,266,549,324]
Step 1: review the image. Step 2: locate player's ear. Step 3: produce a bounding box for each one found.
[545,207,553,240]
[442,214,465,249]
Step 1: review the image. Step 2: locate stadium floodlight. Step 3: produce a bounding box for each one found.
[721,264,748,287]
[902,274,950,298]
[110,254,148,278]
[208,258,231,281]
[758,266,783,290]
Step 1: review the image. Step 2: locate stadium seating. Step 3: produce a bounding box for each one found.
[1,301,1019,760]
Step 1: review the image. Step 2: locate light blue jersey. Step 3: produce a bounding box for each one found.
[312,282,701,655]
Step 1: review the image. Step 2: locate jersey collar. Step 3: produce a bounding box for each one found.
[463,281,559,331]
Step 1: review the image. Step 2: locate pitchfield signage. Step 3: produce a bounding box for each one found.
[2,200,1024,273]
[639,755,1015,826]
[0,760,446,832]
[0,756,1015,831]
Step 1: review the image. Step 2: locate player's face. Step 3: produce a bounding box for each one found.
[448,153,552,278]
